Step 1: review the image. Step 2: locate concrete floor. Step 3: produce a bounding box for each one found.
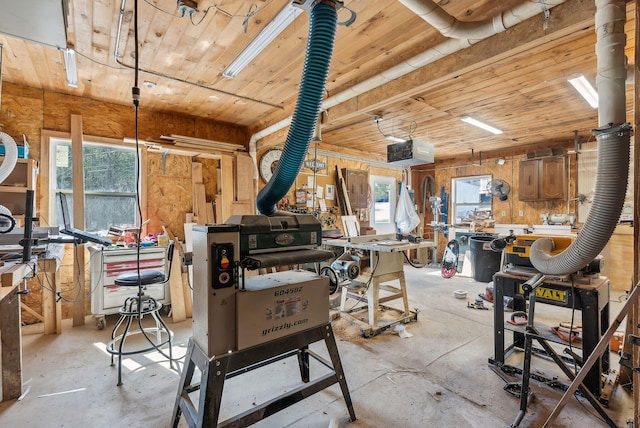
[0,266,634,428]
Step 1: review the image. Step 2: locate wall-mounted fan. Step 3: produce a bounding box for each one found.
[487,179,511,201]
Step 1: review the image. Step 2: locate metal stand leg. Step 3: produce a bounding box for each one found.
[106,296,173,386]
[172,323,355,427]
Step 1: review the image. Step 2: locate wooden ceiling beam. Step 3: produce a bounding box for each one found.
[326,0,597,125]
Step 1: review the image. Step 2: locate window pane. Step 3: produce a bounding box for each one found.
[452,175,492,224]
[83,145,137,192]
[52,140,137,233]
[374,182,391,223]
[55,143,73,190]
[85,194,137,232]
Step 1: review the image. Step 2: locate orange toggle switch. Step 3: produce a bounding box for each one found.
[220,255,230,269]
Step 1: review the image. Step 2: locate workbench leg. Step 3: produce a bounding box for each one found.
[340,285,349,311]
[43,270,62,335]
[398,272,409,316]
[579,289,604,395]
[367,278,380,327]
[1,288,22,401]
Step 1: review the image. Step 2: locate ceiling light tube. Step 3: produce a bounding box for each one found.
[568,74,598,108]
[222,4,303,78]
[63,48,78,88]
[460,116,502,135]
[386,135,407,143]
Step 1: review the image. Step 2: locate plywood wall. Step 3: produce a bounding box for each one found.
[0,82,243,324]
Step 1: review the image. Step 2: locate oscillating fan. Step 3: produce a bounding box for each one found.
[486,179,511,201]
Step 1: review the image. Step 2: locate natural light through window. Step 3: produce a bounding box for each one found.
[51,138,138,233]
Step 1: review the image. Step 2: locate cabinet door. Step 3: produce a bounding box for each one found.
[518,159,539,201]
[540,156,566,200]
[355,170,369,208]
[342,169,369,208]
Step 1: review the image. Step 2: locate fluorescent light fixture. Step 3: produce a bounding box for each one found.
[63,48,78,88]
[386,135,407,143]
[568,74,598,108]
[460,116,502,135]
[222,4,303,78]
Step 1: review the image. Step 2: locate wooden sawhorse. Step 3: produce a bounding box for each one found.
[171,323,356,427]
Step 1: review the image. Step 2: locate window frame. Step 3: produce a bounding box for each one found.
[450,174,492,224]
[41,130,147,234]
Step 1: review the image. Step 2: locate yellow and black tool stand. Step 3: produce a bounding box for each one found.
[171,323,356,428]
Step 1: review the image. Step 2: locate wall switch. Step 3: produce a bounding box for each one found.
[519,210,524,217]
[501,211,506,217]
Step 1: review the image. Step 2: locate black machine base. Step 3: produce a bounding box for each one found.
[171,323,356,428]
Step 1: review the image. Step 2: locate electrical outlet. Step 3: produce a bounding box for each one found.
[519,210,524,217]
[501,211,506,217]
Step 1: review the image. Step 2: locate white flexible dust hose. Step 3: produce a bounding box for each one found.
[531,123,631,275]
[0,131,18,184]
[529,0,629,276]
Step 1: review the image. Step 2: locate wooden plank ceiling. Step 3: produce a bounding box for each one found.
[0,0,635,161]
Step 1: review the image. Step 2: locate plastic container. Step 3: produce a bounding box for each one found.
[454,290,467,299]
[469,235,501,282]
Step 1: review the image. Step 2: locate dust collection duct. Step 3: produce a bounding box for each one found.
[530,0,630,275]
[256,1,338,215]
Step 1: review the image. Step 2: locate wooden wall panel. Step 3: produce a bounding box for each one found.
[0,84,44,160]
[146,152,193,240]
[3,82,247,146]
[413,149,577,258]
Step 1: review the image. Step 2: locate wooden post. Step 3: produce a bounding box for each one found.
[220,154,234,223]
[632,3,639,425]
[39,258,62,335]
[71,114,86,327]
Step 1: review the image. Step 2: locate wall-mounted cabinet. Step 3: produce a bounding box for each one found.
[0,158,38,220]
[519,156,566,201]
[341,168,369,209]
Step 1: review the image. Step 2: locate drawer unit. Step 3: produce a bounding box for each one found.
[89,246,170,317]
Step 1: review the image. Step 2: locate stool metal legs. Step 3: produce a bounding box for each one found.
[106,295,173,386]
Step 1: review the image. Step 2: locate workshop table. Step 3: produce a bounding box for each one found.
[0,262,27,401]
[323,235,434,335]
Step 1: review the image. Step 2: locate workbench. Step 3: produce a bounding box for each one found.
[1,262,27,402]
[323,235,434,336]
[490,267,610,396]
[0,244,65,401]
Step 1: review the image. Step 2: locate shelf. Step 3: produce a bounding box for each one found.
[0,186,29,193]
[504,322,583,349]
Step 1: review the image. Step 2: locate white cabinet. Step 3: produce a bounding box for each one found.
[89,246,170,318]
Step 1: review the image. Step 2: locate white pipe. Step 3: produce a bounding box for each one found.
[397,0,566,41]
[595,0,627,125]
[0,132,18,184]
[249,1,568,174]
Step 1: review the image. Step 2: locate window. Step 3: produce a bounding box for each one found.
[51,138,138,233]
[370,175,397,234]
[451,175,492,224]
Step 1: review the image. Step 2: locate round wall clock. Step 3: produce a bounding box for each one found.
[259,149,283,183]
